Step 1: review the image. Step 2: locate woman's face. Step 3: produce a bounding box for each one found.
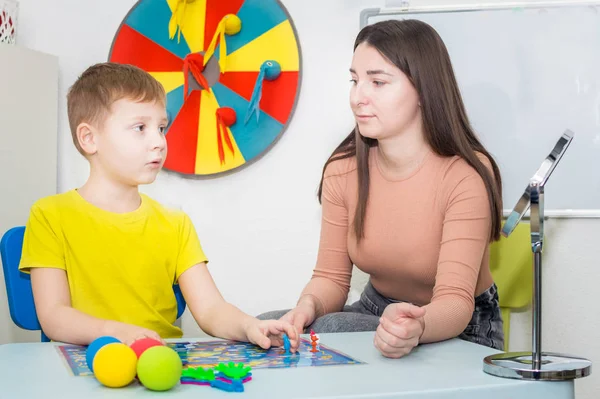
[349,42,421,140]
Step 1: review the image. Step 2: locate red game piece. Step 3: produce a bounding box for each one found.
[310,331,319,353]
[130,337,164,358]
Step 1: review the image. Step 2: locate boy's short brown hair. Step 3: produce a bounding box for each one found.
[67,62,166,156]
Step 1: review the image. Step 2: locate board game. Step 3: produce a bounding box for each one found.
[57,338,365,376]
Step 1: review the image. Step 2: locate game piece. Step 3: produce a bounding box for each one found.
[137,346,182,391]
[210,378,245,392]
[216,362,252,379]
[181,375,252,385]
[180,363,253,393]
[130,337,163,358]
[283,333,291,354]
[310,330,319,353]
[182,366,215,381]
[180,379,212,386]
[92,343,137,388]
[85,336,120,372]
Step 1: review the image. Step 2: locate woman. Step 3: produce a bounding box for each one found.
[259,19,504,358]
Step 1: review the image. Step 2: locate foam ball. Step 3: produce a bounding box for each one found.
[217,107,237,126]
[130,337,163,358]
[93,343,138,388]
[86,336,120,372]
[264,61,281,81]
[224,14,241,35]
[137,346,182,391]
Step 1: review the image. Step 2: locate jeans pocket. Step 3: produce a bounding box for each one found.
[360,292,380,316]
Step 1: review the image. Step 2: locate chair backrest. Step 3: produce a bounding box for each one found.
[489,222,534,310]
[0,226,44,335]
[0,226,187,342]
[173,284,186,320]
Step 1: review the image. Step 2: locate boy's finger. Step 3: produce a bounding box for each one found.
[254,331,271,349]
[283,323,298,340]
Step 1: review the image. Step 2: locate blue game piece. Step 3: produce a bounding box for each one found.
[283,334,291,354]
[210,378,245,392]
[85,336,120,372]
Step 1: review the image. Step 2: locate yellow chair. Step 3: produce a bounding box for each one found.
[489,222,534,351]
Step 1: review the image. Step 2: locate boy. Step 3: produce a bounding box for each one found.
[19,62,298,351]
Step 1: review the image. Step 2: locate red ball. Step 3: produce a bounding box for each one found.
[130,337,164,358]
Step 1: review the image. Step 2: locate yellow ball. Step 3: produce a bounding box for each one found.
[224,14,241,35]
[93,343,138,388]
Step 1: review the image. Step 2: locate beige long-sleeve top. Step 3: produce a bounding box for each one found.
[300,148,495,343]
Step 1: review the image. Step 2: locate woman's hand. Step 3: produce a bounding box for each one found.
[279,299,318,335]
[374,303,425,358]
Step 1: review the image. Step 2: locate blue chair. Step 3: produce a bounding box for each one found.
[1,226,187,342]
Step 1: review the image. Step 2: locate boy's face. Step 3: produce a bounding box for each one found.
[92,98,168,186]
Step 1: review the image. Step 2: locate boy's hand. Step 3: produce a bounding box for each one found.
[244,319,299,353]
[102,320,164,346]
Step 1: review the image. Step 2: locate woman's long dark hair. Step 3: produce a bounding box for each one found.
[318,19,503,242]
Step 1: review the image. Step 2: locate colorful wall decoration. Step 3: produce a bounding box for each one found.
[108,0,302,176]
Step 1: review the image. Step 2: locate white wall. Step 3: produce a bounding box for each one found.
[10,0,599,397]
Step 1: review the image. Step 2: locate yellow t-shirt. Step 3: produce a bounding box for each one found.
[19,189,208,338]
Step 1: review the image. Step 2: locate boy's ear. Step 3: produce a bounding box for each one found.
[76,123,98,156]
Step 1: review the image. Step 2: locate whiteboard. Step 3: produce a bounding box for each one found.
[361,2,600,217]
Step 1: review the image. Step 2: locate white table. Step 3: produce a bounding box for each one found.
[0,332,573,398]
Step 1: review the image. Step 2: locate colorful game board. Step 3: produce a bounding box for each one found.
[57,338,365,376]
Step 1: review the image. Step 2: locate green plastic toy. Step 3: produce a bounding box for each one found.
[181,367,216,381]
[215,362,252,379]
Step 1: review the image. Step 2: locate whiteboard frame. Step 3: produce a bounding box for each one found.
[360,0,600,28]
[360,0,600,218]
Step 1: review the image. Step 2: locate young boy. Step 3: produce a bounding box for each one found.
[19,62,298,351]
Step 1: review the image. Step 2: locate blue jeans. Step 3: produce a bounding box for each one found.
[257,280,504,350]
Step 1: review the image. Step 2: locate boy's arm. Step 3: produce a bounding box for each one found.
[178,263,256,341]
[31,267,104,344]
[176,214,298,349]
[179,263,298,350]
[31,268,162,345]
[173,214,255,340]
